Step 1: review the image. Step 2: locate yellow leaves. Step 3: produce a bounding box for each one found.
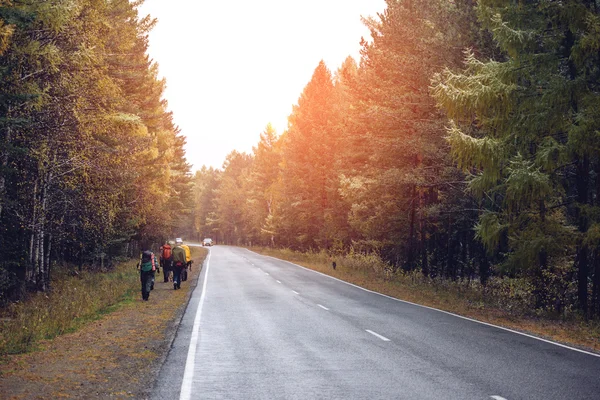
[584,223,600,248]
[0,19,14,56]
[72,43,100,66]
[105,113,146,137]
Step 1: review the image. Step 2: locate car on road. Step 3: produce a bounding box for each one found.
[202,238,213,246]
[175,238,183,245]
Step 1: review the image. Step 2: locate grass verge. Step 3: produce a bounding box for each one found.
[0,260,139,357]
[251,247,600,353]
[0,246,208,399]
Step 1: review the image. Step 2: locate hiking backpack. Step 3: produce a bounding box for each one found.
[172,246,186,268]
[162,244,172,260]
[141,250,154,272]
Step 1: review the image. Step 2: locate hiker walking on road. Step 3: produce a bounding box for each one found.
[160,242,172,283]
[171,245,186,290]
[138,246,159,301]
[180,243,192,281]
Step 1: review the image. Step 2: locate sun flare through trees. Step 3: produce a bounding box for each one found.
[188,0,600,320]
[2,0,600,321]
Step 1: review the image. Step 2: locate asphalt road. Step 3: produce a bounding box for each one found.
[152,245,600,400]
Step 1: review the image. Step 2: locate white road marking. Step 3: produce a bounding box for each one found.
[366,329,390,342]
[265,272,269,276]
[180,250,211,400]
[248,250,600,358]
[292,290,299,295]
[276,280,282,284]
[317,304,329,310]
[491,396,507,400]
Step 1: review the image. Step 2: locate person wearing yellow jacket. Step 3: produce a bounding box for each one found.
[180,244,192,281]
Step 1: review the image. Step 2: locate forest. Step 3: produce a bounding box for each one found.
[2,0,600,321]
[188,0,600,319]
[0,0,192,300]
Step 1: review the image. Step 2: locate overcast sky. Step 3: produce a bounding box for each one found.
[138,0,386,170]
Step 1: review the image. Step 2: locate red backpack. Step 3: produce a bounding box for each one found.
[162,244,172,259]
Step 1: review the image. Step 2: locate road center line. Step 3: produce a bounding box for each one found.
[490,396,508,400]
[276,280,281,284]
[366,329,390,342]
[265,272,269,276]
[292,290,299,295]
[180,250,211,400]
[317,304,329,310]
[249,250,600,359]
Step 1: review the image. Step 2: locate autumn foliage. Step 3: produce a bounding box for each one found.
[189,0,600,320]
[0,0,191,300]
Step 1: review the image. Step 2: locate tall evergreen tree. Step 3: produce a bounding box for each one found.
[432,0,600,314]
[280,60,340,249]
[216,151,253,245]
[246,123,282,246]
[341,0,482,275]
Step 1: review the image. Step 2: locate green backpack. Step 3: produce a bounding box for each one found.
[140,251,154,272]
[172,246,186,267]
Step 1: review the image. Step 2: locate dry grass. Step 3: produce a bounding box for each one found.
[253,247,600,353]
[0,261,140,356]
[0,247,208,399]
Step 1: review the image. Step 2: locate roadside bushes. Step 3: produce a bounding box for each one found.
[0,261,139,356]
[329,249,393,280]
[254,247,585,320]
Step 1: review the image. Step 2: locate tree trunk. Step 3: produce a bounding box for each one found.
[38,172,49,291]
[577,243,589,315]
[406,184,417,270]
[592,248,600,318]
[420,211,428,277]
[576,155,590,314]
[29,179,39,286]
[479,242,489,286]
[446,215,455,279]
[0,106,11,218]
[45,233,52,290]
[461,230,468,279]
[593,160,600,317]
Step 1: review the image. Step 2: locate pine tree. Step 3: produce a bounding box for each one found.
[246,123,282,246]
[432,0,600,313]
[341,0,481,275]
[216,151,253,245]
[280,60,339,249]
[192,166,221,243]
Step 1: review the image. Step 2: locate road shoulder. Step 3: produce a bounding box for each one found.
[0,247,207,400]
